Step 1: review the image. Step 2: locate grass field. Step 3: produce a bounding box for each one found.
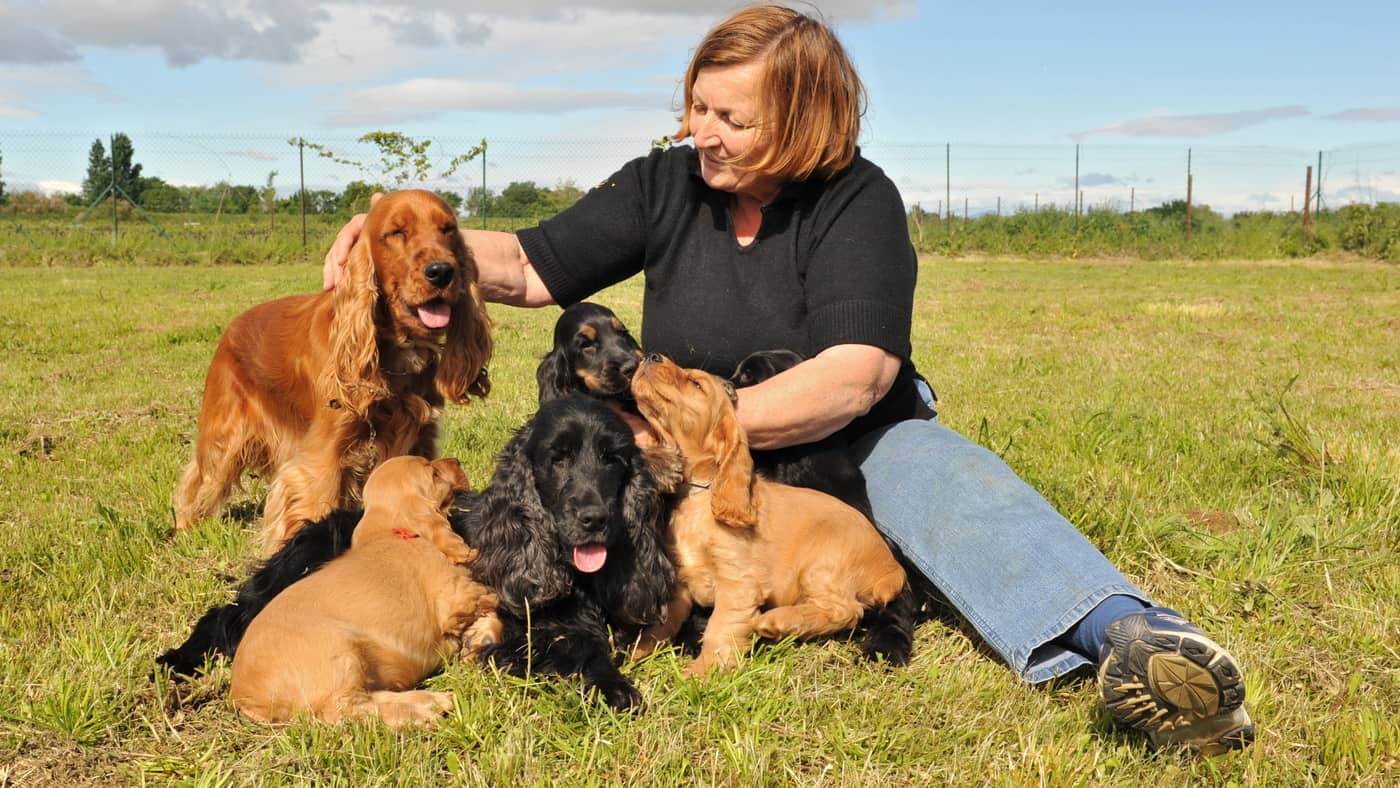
[0,257,1397,785]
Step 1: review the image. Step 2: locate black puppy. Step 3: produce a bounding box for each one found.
[730,350,875,521]
[729,349,921,664]
[536,302,642,405]
[460,394,674,710]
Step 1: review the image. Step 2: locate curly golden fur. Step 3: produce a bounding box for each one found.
[630,354,908,674]
[173,190,492,554]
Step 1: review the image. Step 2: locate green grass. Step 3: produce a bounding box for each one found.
[1,258,1397,785]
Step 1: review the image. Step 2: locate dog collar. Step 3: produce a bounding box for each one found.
[392,527,420,540]
[679,479,712,499]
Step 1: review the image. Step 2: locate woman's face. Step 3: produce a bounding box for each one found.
[689,62,783,204]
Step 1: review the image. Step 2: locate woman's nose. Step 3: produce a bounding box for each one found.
[691,112,717,145]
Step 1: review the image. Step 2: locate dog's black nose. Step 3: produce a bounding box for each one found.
[423,261,455,288]
[573,505,608,533]
[646,352,663,363]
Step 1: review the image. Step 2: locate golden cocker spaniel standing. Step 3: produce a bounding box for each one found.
[229,456,499,727]
[173,189,492,554]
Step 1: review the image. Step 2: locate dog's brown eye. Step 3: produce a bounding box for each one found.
[384,229,406,241]
[441,223,456,234]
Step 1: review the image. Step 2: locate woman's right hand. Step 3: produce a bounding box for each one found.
[322,192,383,290]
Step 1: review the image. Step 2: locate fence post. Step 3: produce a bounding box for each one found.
[1303,165,1313,231]
[481,145,488,229]
[1315,150,1323,212]
[1185,175,1194,241]
[110,133,118,245]
[299,138,307,250]
[1185,148,1193,241]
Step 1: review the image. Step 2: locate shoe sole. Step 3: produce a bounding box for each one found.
[1100,622,1252,754]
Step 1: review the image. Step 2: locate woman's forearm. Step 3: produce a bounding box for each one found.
[735,344,901,449]
[462,229,556,307]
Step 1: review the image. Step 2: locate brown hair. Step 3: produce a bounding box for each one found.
[673,4,866,182]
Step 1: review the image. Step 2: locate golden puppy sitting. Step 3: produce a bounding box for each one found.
[629,354,908,674]
[229,456,498,727]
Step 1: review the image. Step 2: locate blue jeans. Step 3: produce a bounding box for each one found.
[851,415,1152,683]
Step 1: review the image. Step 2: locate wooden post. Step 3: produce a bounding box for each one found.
[1130,187,1135,214]
[996,196,1001,217]
[1303,165,1313,231]
[964,197,968,221]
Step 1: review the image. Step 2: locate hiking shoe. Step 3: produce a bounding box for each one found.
[1099,608,1255,756]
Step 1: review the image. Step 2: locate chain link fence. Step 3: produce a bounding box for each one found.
[1,132,1397,256]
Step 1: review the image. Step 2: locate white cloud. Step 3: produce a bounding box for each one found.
[329,78,660,124]
[0,100,38,118]
[37,179,83,195]
[1325,106,1400,123]
[1071,106,1310,141]
[0,2,913,68]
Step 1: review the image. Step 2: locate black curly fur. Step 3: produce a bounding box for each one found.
[454,394,674,710]
[155,508,362,678]
[536,302,642,406]
[729,349,919,666]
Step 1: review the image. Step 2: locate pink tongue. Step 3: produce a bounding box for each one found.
[572,545,607,573]
[418,302,451,328]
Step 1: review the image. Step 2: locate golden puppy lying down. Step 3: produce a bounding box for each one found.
[230,456,499,727]
[629,355,907,674]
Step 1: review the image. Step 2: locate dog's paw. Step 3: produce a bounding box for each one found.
[442,540,476,566]
[462,613,503,659]
[593,678,644,712]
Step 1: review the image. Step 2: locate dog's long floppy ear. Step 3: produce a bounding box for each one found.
[534,347,573,405]
[430,457,472,507]
[603,449,677,626]
[469,425,572,616]
[708,390,758,528]
[437,238,493,404]
[325,233,388,416]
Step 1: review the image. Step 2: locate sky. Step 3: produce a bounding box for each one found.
[2,0,1398,214]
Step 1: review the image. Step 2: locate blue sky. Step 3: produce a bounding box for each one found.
[2,0,1397,214]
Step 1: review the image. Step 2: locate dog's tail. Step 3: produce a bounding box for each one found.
[156,603,242,678]
[155,508,362,681]
[858,582,917,667]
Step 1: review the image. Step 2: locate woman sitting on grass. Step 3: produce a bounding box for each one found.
[325,3,1253,755]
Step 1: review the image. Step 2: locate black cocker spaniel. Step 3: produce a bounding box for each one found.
[457,393,675,710]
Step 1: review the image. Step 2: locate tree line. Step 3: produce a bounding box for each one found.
[2,133,586,219]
